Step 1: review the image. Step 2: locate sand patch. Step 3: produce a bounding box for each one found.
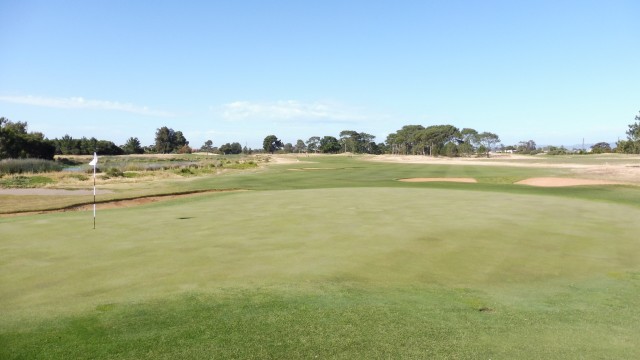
[398,178,477,183]
[266,155,314,165]
[515,177,625,187]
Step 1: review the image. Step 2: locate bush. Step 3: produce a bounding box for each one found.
[65,173,89,181]
[0,158,63,174]
[106,167,124,177]
[56,157,82,166]
[0,175,54,188]
[178,167,194,176]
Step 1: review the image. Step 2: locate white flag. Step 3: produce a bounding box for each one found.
[89,152,98,166]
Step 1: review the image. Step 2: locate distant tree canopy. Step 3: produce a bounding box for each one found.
[219,142,242,155]
[306,136,321,153]
[53,135,124,156]
[0,117,56,160]
[155,126,189,154]
[517,140,538,154]
[591,142,612,154]
[294,139,307,153]
[475,132,501,158]
[122,137,144,154]
[385,124,500,157]
[201,140,214,153]
[617,111,640,154]
[263,135,283,154]
[319,136,341,153]
[336,130,380,154]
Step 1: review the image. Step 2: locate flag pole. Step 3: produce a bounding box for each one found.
[89,152,98,229]
[93,163,96,230]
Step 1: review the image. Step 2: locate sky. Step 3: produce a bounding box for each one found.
[1,0,638,149]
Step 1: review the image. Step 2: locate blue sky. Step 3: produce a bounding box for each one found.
[1,0,638,149]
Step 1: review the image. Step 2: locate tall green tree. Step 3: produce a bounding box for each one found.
[155,126,174,153]
[590,142,612,154]
[339,130,359,153]
[96,140,124,155]
[359,132,376,154]
[201,140,214,154]
[294,139,307,153]
[0,118,56,160]
[154,127,187,154]
[459,128,478,156]
[517,140,537,154]
[57,134,80,155]
[219,142,242,154]
[418,125,460,156]
[320,136,341,153]
[263,135,283,154]
[174,131,188,148]
[306,136,321,153]
[615,111,640,154]
[627,111,640,142]
[386,125,425,155]
[122,137,144,154]
[475,132,501,157]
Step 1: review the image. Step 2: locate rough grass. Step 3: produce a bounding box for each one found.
[4,154,640,213]
[2,183,640,358]
[0,175,54,188]
[0,158,63,174]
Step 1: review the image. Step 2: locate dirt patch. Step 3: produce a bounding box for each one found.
[0,189,114,196]
[398,178,477,183]
[515,177,625,187]
[0,189,244,217]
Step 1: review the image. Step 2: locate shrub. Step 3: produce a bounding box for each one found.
[106,167,124,177]
[178,167,194,176]
[66,173,89,181]
[0,158,63,174]
[56,157,82,166]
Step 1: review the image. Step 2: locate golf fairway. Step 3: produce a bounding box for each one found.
[2,186,639,358]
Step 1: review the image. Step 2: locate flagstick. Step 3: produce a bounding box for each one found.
[93,159,96,230]
[93,165,96,230]
[89,152,98,230]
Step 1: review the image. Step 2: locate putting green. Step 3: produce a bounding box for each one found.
[2,187,639,327]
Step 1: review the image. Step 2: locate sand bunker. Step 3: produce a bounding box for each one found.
[398,178,477,183]
[0,189,113,196]
[515,177,624,187]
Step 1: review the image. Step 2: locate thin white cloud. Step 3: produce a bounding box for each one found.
[221,100,368,123]
[0,95,177,117]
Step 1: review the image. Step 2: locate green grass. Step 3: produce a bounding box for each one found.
[1,156,640,358]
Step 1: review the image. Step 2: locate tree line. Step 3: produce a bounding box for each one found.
[263,126,500,157]
[2,111,640,160]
